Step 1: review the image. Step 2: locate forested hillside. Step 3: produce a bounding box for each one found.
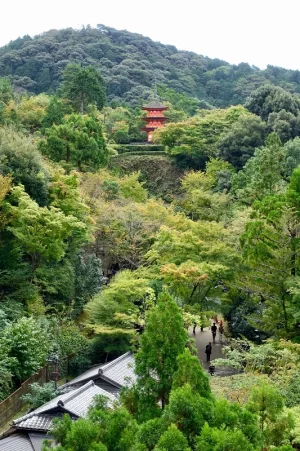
[2,24,300,107]
[1,26,300,450]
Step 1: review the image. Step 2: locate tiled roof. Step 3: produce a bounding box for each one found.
[62,352,136,389]
[14,381,115,431]
[29,433,53,451]
[0,433,34,451]
[13,415,54,432]
[142,100,167,109]
[100,352,136,387]
[0,432,51,451]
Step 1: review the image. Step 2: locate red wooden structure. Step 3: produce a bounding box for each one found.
[142,100,168,142]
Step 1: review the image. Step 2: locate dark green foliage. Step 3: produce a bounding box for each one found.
[39,113,107,170]
[59,63,106,113]
[115,144,165,154]
[217,115,266,169]
[245,85,300,121]
[2,26,300,108]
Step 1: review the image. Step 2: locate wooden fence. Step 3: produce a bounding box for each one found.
[0,366,47,429]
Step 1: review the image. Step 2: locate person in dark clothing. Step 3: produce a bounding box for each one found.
[209,363,215,376]
[205,342,212,362]
[193,322,196,335]
[211,323,217,343]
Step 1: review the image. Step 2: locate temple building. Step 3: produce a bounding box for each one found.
[141,100,168,142]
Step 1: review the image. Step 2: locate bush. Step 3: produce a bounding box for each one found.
[115,144,165,154]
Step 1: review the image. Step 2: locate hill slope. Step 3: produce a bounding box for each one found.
[1,24,300,107]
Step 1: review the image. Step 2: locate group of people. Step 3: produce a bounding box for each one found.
[192,320,225,375]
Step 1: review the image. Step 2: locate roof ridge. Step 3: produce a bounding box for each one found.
[100,352,132,372]
[62,380,95,404]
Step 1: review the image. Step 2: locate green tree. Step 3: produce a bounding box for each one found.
[41,95,71,131]
[60,63,106,114]
[0,76,13,104]
[4,317,51,383]
[164,384,214,445]
[153,424,191,451]
[247,383,294,447]
[39,113,108,171]
[232,133,285,204]
[0,126,49,206]
[196,423,255,451]
[135,292,188,410]
[172,348,211,398]
[217,114,266,169]
[245,84,300,122]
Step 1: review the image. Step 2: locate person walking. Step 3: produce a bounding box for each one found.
[205,342,212,362]
[219,324,224,342]
[193,322,196,335]
[211,322,217,343]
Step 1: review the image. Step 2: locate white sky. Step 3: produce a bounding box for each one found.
[1,0,300,70]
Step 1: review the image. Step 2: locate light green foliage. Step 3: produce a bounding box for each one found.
[0,126,49,206]
[147,216,236,306]
[60,63,106,113]
[154,106,249,168]
[6,94,50,131]
[196,423,255,451]
[41,95,71,131]
[247,383,294,447]
[100,106,146,143]
[39,113,108,171]
[3,316,51,382]
[153,424,191,451]
[22,382,58,409]
[6,185,88,266]
[177,169,232,221]
[85,270,154,334]
[135,292,188,410]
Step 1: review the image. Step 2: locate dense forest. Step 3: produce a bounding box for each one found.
[1,25,300,450]
[2,24,300,107]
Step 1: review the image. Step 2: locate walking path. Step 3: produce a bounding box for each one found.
[188,324,236,376]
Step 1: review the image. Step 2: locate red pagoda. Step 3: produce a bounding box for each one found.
[141,100,168,142]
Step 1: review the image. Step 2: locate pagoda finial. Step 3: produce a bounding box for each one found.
[154,77,158,100]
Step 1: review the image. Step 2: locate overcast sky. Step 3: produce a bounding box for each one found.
[1,0,299,70]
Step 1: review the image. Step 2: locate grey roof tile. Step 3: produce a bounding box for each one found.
[14,381,116,431]
[14,415,53,432]
[0,433,34,451]
[29,433,53,451]
[62,352,136,389]
[100,353,136,387]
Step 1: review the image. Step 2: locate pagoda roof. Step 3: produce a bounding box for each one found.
[142,100,168,110]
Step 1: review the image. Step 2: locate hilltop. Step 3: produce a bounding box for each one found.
[1,24,300,107]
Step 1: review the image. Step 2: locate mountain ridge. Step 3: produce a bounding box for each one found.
[1,24,300,107]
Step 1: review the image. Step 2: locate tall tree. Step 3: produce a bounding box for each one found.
[60,63,106,114]
[39,113,107,171]
[135,292,188,410]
